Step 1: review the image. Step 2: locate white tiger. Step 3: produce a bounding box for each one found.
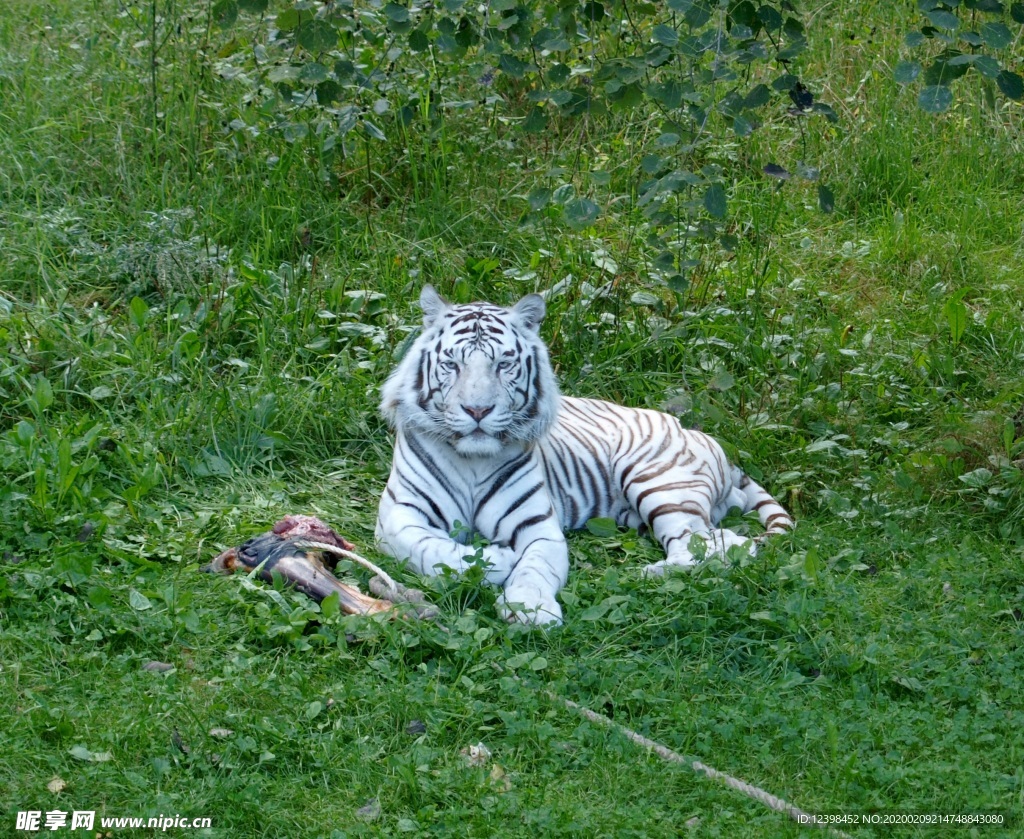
[375,286,793,625]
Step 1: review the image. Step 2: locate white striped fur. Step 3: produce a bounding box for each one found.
[376,287,793,625]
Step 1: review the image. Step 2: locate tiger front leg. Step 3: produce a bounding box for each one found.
[375,504,519,585]
[497,539,568,627]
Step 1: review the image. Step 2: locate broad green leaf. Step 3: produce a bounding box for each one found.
[774,73,798,91]
[818,183,835,213]
[959,467,993,488]
[320,592,340,619]
[894,61,921,85]
[238,0,268,12]
[408,28,429,52]
[297,20,337,52]
[708,367,734,391]
[926,9,960,29]
[498,54,529,78]
[298,62,328,84]
[684,0,713,27]
[552,183,576,204]
[668,274,689,294]
[580,601,612,621]
[534,26,570,52]
[527,188,551,210]
[282,122,308,143]
[757,5,782,31]
[564,198,600,228]
[647,79,682,108]
[582,1,606,22]
[892,675,926,693]
[362,120,386,141]
[129,589,153,611]
[16,420,35,445]
[522,106,548,133]
[804,547,821,576]
[652,24,679,47]
[216,37,242,57]
[129,296,149,329]
[918,85,953,112]
[776,672,809,690]
[1003,419,1016,456]
[275,8,299,30]
[641,154,664,174]
[315,80,343,105]
[585,517,618,537]
[506,652,534,669]
[944,296,968,345]
[32,376,54,413]
[703,182,727,219]
[631,291,660,307]
[384,3,410,23]
[267,64,301,84]
[733,115,756,136]
[997,70,1024,100]
[980,22,1012,49]
[743,83,771,109]
[547,63,570,84]
[213,0,238,28]
[729,0,758,28]
[70,745,112,762]
[608,81,643,109]
[973,55,1001,79]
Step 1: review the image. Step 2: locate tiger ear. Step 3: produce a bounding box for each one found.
[419,285,449,327]
[513,293,546,333]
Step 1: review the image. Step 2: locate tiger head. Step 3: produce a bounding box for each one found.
[381,286,560,457]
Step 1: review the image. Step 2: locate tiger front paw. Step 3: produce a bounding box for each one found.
[498,590,563,627]
[642,554,698,576]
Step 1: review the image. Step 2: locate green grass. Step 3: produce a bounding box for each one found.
[3,1,1024,836]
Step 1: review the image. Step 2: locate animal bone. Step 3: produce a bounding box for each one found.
[202,515,435,619]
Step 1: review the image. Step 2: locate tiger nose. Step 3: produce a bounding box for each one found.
[462,404,495,423]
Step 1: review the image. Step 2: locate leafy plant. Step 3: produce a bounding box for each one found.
[896,0,1024,112]
[204,0,834,285]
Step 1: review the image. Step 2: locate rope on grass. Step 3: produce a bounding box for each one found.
[294,539,402,600]
[546,690,853,839]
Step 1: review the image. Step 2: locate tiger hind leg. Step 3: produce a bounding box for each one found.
[636,468,789,576]
[642,527,756,576]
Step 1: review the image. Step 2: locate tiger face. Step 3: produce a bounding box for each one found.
[380,286,560,458]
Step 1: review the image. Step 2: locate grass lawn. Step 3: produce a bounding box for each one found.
[2,1,1023,836]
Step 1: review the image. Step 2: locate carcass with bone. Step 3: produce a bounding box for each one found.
[202,515,436,620]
